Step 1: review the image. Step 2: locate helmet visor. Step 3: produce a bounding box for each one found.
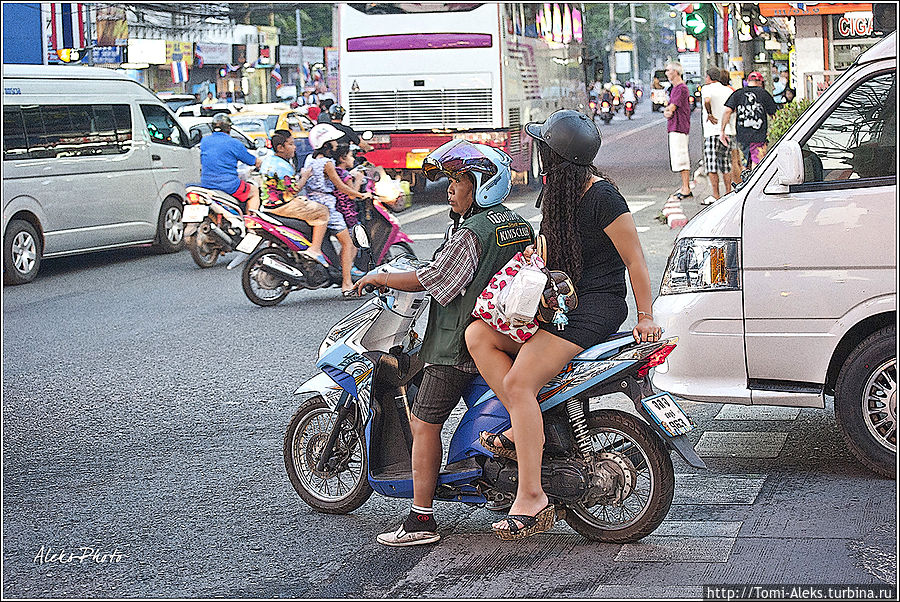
[422,139,497,181]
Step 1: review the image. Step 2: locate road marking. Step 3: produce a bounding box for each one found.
[696,431,789,458]
[398,202,525,225]
[604,117,667,144]
[614,535,736,563]
[673,473,768,505]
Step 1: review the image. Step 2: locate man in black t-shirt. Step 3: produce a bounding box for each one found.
[329,105,373,152]
[720,71,778,169]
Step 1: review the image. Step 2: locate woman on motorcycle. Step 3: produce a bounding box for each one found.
[465,109,662,540]
[305,124,369,296]
[353,140,533,547]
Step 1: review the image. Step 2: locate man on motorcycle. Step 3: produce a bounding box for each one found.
[328,105,373,153]
[259,130,330,264]
[200,113,263,212]
[622,81,636,104]
[353,140,533,546]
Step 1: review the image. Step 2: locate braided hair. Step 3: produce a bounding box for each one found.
[537,140,617,284]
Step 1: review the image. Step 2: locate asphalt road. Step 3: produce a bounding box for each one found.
[3,101,896,598]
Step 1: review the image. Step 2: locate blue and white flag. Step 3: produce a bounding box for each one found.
[271,63,282,86]
[171,60,188,83]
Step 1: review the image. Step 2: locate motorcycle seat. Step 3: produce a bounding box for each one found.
[256,211,312,234]
[573,331,639,361]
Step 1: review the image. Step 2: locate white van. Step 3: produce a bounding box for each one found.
[651,33,896,477]
[2,65,200,285]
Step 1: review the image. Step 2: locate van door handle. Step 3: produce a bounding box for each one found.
[152,154,161,161]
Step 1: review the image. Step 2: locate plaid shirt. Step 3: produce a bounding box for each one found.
[416,227,482,374]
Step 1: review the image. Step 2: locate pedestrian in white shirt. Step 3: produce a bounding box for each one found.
[700,66,736,203]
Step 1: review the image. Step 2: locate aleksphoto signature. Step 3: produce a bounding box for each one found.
[34,545,126,565]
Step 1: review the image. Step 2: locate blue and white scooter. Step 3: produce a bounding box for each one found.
[283,228,705,543]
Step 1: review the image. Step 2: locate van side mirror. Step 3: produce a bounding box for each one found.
[775,140,804,186]
[254,137,266,150]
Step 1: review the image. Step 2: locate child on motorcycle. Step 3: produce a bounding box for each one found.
[259,130,330,265]
[329,143,363,229]
[305,124,369,296]
[352,140,533,547]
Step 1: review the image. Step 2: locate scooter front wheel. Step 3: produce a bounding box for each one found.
[284,396,373,514]
[242,246,291,306]
[563,409,675,543]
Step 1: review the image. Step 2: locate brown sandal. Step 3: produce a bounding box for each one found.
[492,504,556,540]
[479,430,517,461]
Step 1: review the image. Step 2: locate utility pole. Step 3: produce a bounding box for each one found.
[296,7,304,97]
[629,3,639,81]
[608,3,615,81]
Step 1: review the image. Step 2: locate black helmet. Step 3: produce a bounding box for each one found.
[329,104,346,120]
[211,112,232,131]
[524,109,601,166]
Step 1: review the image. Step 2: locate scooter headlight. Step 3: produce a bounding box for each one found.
[660,238,741,295]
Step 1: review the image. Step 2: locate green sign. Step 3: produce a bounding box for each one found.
[682,4,711,40]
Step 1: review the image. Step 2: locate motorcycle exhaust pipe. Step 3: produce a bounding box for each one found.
[258,255,305,286]
[206,222,237,250]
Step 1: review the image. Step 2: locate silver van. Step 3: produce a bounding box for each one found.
[2,65,200,285]
[651,33,896,476]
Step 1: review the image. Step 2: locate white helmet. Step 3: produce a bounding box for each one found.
[308,123,343,150]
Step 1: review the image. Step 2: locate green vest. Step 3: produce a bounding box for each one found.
[420,204,534,366]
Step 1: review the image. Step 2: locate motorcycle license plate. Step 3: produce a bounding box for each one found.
[182,204,209,223]
[235,233,262,254]
[641,392,695,437]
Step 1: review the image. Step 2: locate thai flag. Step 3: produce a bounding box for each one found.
[49,3,87,50]
[171,61,189,83]
[672,3,694,13]
[271,63,282,86]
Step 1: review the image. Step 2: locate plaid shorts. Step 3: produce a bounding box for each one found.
[703,136,732,174]
[411,365,477,425]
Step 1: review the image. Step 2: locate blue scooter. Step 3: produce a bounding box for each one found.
[284,234,705,543]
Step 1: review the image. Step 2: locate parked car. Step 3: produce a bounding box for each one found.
[157,92,198,113]
[651,33,897,477]
[229,113,276,148]
[175,103,242,118]
[2,64,198,285]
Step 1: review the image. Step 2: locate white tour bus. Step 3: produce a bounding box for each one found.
[335,2,588,190]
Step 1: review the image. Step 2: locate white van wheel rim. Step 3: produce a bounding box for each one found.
[863,358,896,452]
[165,206,184,244]
[12,231,37,274]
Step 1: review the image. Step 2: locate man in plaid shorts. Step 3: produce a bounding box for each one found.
[353,140,532,547]
[700,66,735,205]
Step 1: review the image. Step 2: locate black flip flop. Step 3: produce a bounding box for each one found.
[480,431,517,461]
[493,504,556,540]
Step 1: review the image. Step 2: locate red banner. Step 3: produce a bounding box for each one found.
[759,3,872,17]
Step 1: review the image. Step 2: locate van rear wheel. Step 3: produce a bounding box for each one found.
[153,197,185,253]
[834,325,896,478]
[4,219,42,286]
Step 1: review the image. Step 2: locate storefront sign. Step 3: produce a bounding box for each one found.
[96,6,128,46]
[759,3,872,17]
[128,38,166,64]
[325,46,340,97]
[835,13,874,37]
[279,45,324,65]
[166,41,193,66]
[195,42,231,65]
[93,46,124,64]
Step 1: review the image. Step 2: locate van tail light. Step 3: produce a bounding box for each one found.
[266,139,272,148]
[637,344,676,378]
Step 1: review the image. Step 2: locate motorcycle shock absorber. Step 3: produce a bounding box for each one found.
[565,398,593,461]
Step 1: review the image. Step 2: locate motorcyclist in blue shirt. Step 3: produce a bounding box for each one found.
[200,113,263,212]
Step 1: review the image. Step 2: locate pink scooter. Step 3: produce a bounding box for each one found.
[236,175,415,306]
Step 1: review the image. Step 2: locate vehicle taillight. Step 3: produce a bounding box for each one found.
[186,191,204,204]
[589,101,596,109]
[637,344,676,378]
[266,139,272,148]
[602,101,609,107]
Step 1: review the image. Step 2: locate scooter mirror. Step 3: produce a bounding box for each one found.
[351,223,371,250]
[253,137,266,150]
[361,130,374,141]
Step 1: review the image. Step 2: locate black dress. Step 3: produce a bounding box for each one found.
[538,180,630,349]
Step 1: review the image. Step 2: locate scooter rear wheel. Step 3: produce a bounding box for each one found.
[284,396,373,514]
[188,225,220,268]
[242,246,291,306]
[563,409,675,543]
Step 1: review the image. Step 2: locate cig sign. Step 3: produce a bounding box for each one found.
[838,15,873,37]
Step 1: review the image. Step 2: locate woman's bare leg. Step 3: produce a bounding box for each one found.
[491,329,583,528]
[335,229,355,290]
